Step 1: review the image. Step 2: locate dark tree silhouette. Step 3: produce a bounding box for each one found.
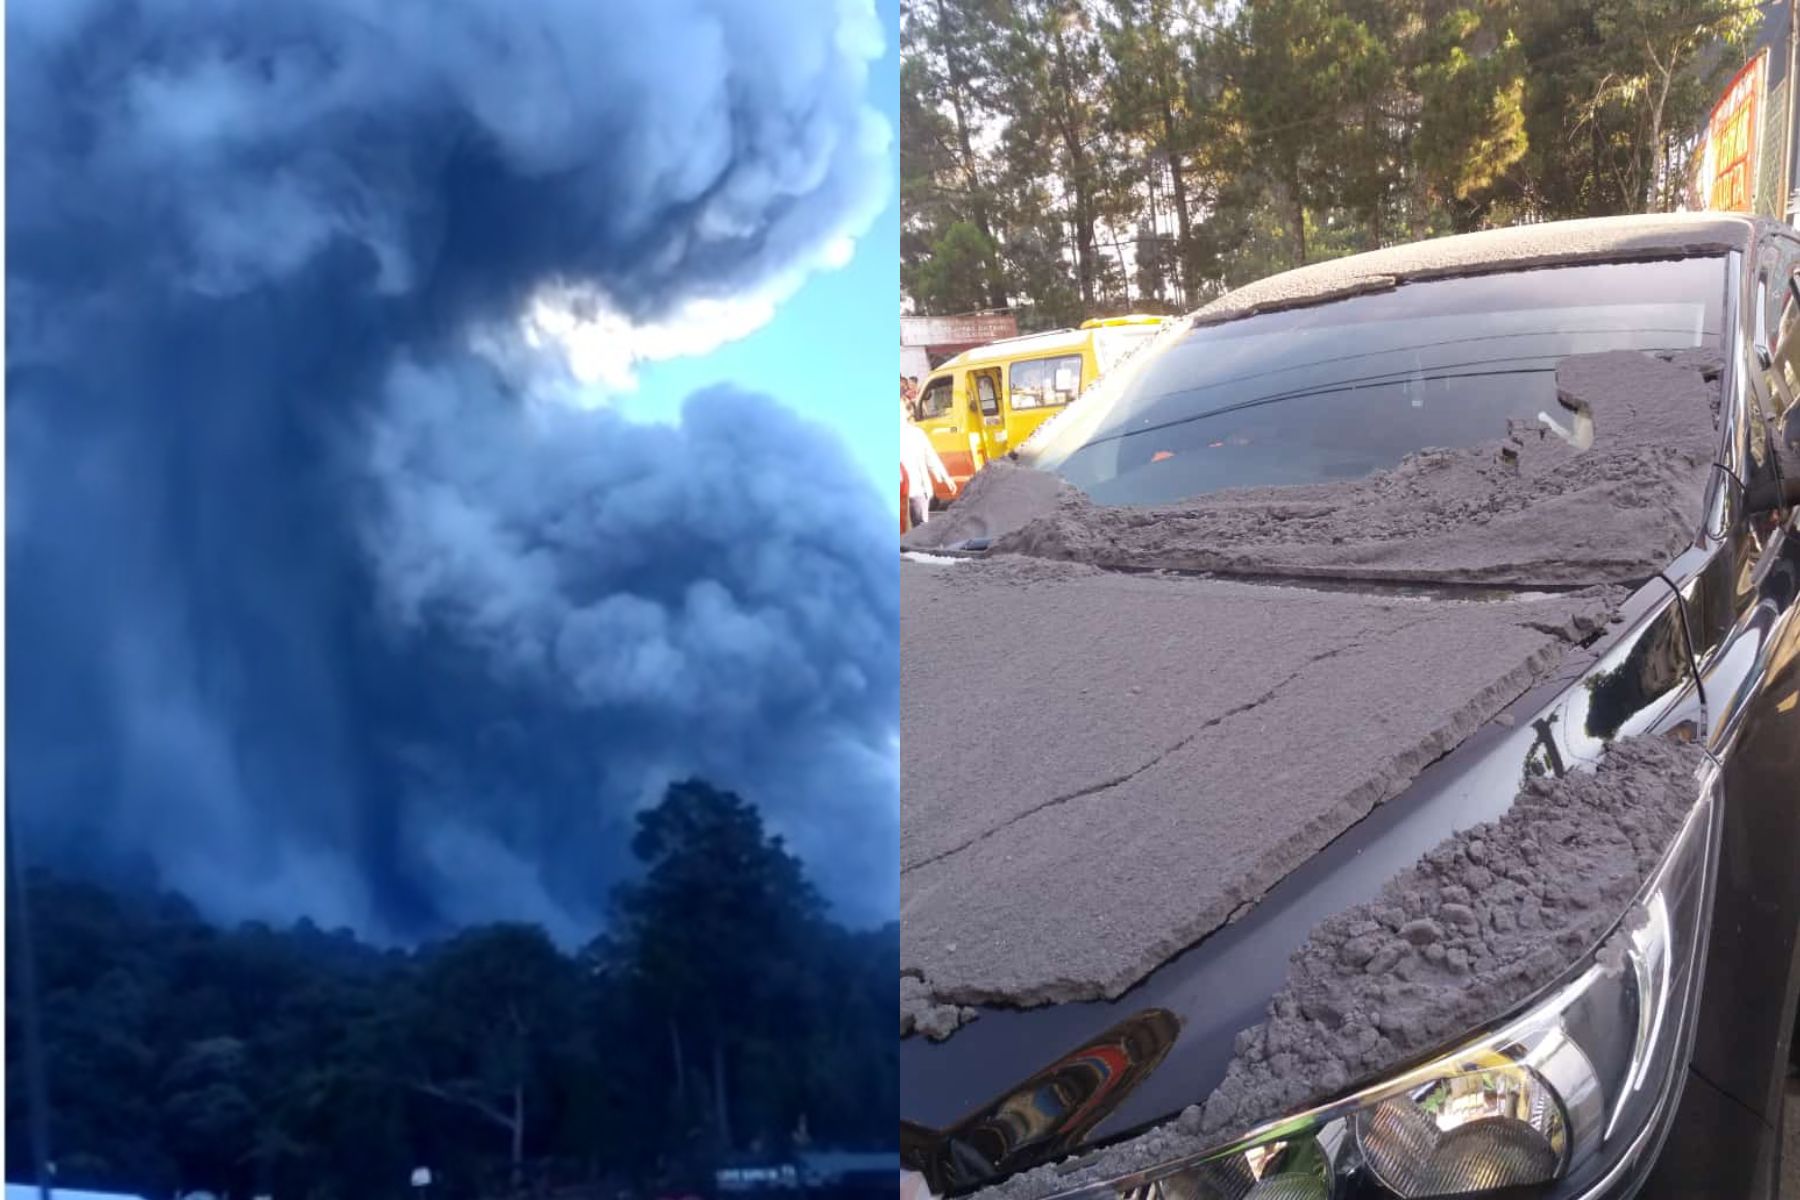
[5,781,896,1200]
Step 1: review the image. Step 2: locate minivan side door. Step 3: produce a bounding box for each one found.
[969,367,1005,462]
[914,372,977,497]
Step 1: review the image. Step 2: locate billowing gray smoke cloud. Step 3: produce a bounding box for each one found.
[7,0,897,939]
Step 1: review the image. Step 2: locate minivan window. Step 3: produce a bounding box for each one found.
[1023,257,1726,508]
[975,373,1001,416]
[918,376,955,419]
[1010,354,1084,409]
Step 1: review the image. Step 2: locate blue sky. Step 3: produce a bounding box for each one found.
[618,0,900,500]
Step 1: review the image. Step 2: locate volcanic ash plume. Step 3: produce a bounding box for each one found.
[7,0,899,938]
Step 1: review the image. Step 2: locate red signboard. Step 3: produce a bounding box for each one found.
[1707,51,1765,214]
[900,313,1017,348]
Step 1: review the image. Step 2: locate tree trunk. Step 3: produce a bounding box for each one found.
[1292,183,1307,266]
[1649,66,1672,212]
[1160,103,1193,304]
[668,1017,686,1107]
[1049,24,1097,311]
[1365,103,1383,250]
[711,1033,732,1150]
[1073,190,1097,309]
[511,1084,525,1193]
[1589,119,1607,217]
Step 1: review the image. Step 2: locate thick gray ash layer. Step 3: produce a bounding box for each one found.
[901,973,979,1041]
[990,351,1719,589]
[901,457,1067,552]
[901,558,1623,1010]
[973,735,1707,1200]
[1186,215,1747,327]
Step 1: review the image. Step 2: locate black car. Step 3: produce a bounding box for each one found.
[899,214,1800,1199]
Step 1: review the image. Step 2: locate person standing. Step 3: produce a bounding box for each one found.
[900,461,912,535]
[901,390,955,529]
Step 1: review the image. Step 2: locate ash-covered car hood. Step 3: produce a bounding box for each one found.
[899,345,1727,1194]
[901,561,1620,1010]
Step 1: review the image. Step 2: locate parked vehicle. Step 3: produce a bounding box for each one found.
[900,215,1800,1198]
[909,316,1165,499]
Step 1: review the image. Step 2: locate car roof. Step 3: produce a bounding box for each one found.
[1192,212,1762,328]
[938,326,1093,369]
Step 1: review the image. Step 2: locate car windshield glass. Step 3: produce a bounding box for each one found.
[1023,257,1725,507]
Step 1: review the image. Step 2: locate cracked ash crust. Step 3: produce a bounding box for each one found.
[901,972,980,1041]
[900,562,1623,1013]
[912,348,1721,585]
[971,735,1707,1200]
[995,351,1719,589]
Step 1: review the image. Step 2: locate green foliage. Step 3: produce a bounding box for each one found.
[904,221,1003,314]
[1413,11,1530,225]
[6,781,895,1200]
[1505,0,1757,216]
[901,0,1764,314]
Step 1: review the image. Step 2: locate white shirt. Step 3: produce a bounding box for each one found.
[901,420,953,499]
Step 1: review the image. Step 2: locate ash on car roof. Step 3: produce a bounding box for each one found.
[1190,212,1753,327]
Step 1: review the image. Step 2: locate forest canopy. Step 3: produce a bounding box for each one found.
[5,781,895,1200]
[901,0,1762,328]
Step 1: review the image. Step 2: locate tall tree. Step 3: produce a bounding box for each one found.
[1101,0,1216,301]
[1411,4,1531,231]
[611,780,825,1155]
[901,0,1011,310]
[1001,0,1131,307]
[408,925,579,1192]
[1227,0,1391,264]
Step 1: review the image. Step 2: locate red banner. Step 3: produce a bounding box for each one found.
[1707,51,1766,214]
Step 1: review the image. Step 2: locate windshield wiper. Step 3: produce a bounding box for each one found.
[1074,363,1560,452]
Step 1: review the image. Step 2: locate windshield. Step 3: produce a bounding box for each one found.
[1023,257,1726,508]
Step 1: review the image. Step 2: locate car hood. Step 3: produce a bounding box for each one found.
[898,558,1700,1194]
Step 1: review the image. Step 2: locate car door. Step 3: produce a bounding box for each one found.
[913,373,973,497]
[1661,233,1800,1154]
[968,367,1006,464]
[1764,235,1800,424]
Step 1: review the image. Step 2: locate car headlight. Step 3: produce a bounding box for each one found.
[1046,763,1720,1200]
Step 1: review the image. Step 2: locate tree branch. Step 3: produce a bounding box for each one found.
[411,1081,518,1134]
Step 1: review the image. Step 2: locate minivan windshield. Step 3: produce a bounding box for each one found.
[1022,257,1726,507]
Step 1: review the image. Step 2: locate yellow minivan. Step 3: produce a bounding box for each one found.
[910,315,1166,499]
